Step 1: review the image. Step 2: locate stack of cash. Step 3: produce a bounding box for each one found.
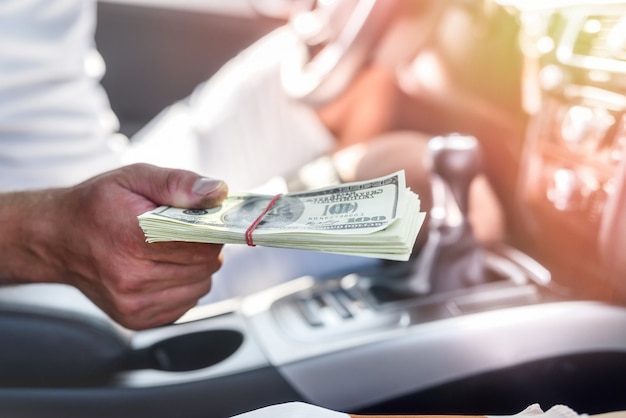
[138,171,425,261]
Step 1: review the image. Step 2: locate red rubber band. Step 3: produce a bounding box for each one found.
[245,194,282,246]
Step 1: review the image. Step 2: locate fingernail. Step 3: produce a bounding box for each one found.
[192,177,224,196]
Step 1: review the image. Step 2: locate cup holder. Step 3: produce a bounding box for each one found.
[125,329,244,372]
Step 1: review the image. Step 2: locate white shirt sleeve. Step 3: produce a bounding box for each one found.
[0,0,125,191]
[230,402,349,418]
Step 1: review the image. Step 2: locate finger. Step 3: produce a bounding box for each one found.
[122,277,214,329]
[110,257,222,295]
[121,163,229,209]
[150,278,213,318]
[141,241,224,266]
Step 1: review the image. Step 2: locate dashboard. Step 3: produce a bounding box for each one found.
[513,2,626,301]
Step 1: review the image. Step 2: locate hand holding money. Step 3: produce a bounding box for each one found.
[138,171,425,261]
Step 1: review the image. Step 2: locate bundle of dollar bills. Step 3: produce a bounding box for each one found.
[138,170,425,261]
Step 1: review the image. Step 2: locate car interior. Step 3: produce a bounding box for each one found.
[2,0,626,417]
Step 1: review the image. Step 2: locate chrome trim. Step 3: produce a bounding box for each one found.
[278,301,626,410]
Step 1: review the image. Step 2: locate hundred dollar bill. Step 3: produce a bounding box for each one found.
[138,170,426,261]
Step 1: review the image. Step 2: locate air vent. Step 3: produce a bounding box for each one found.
[556,7,626,74]
[572,14,626,63]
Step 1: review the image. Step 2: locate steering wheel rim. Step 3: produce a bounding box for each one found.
[281,0,398,106]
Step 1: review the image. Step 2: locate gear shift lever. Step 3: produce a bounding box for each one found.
[405,134,485,294]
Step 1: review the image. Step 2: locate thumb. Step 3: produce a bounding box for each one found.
[124,163,229,209]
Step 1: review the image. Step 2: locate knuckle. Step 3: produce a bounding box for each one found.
[109,276,139,295]
[115,296,146,318]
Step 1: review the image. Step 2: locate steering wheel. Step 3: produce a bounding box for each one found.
[281,0,398,106]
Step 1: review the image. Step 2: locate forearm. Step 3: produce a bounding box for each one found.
[0,188,68,285]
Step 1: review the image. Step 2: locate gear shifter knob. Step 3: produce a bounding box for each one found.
[363,134,485,297]
[427,134,481,228]
[403,134,484,294]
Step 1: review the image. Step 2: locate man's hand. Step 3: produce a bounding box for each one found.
[0,163,228,330]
